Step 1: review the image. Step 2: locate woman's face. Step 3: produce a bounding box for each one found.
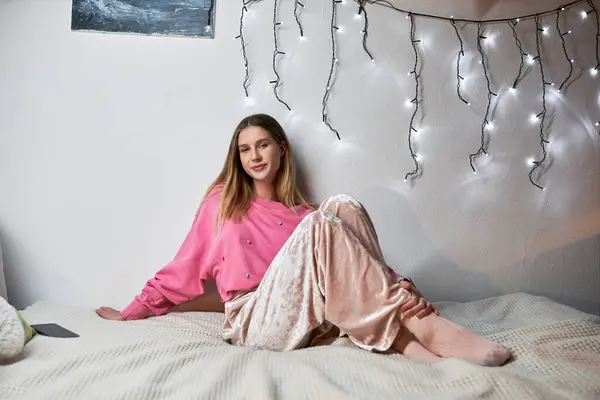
[238,126,285,185]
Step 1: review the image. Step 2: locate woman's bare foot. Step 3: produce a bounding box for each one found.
[402,313,511,366]
[391,326,444,362]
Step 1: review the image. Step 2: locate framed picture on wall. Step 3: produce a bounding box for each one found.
[71,0,215,38]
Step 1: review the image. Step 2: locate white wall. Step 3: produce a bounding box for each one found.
[0,0,599,314]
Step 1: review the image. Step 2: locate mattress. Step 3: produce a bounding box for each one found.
[1,293,599,400]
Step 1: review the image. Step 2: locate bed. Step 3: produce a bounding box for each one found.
[2,293,599,400]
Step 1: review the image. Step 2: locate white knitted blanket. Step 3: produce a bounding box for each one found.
[2,293,599,400]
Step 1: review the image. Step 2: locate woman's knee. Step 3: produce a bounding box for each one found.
[319,194,365,214]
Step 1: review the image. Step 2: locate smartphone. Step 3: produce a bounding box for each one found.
[31,323,79,338]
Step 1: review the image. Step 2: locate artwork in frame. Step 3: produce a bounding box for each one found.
[71,0,215,38]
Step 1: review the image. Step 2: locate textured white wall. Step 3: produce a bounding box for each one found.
[0,0,599,314]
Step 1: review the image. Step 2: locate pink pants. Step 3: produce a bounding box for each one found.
[222,195,411,352]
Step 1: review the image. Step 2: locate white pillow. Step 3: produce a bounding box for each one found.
[0,239,7,299]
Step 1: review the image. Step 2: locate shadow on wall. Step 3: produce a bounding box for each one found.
[517,234,600,315]
[355,186,600,316]
[356,185,503,303]
[0,225,27,308]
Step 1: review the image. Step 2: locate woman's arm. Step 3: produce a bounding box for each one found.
[97,201,218,321]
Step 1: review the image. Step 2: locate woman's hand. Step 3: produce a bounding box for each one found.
[398,280,439,319]
[96,307,125,321]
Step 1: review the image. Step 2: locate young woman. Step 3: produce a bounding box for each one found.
[97,114,511,365]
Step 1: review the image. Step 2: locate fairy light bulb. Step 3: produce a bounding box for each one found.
[542,26,549,35]
[591,68,598,77]
[485,121,495,131]
[527,54,535,65]
[405,99,413,107]
[510,87,518,94]
[527,158,535,166]
[581,10,588,19]
[415,154,423,161]
[530,114,539,123]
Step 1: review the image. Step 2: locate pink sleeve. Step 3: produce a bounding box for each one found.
[121,200,217,320]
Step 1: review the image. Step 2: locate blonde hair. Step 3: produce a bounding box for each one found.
[205,113,313,224]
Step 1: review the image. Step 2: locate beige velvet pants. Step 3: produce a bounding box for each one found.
[222,195,411,352]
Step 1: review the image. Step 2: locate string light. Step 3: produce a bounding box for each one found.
[556,10,574,92]
[405,12,421,181]
[270,0,292,111]
[365,0,584,23]
[508,19,527,92]
[238,0,598,186]
[358,0,375,61]
[322,0,342,140]
[529,14,550,191]
[469,22,496,173]
[588,0,600,75]
[450,18,469,105]
[236,0,258,97]
[294,1,305,38]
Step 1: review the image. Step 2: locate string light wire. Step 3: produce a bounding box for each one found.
[270,0,292,111]
[236,0,259,97]
[587,0,600,73]
[363,0,585,23]
[469,22,496,173]
[450,18,469,105]
[529,14,550,190]
[357,1,375,61]
[322,0,342,140]
[508,19,527,90]
[405,13,421,181]
[556,9,574,91]
[294,1,305,38]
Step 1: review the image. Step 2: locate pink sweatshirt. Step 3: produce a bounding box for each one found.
[121,187,314,320]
